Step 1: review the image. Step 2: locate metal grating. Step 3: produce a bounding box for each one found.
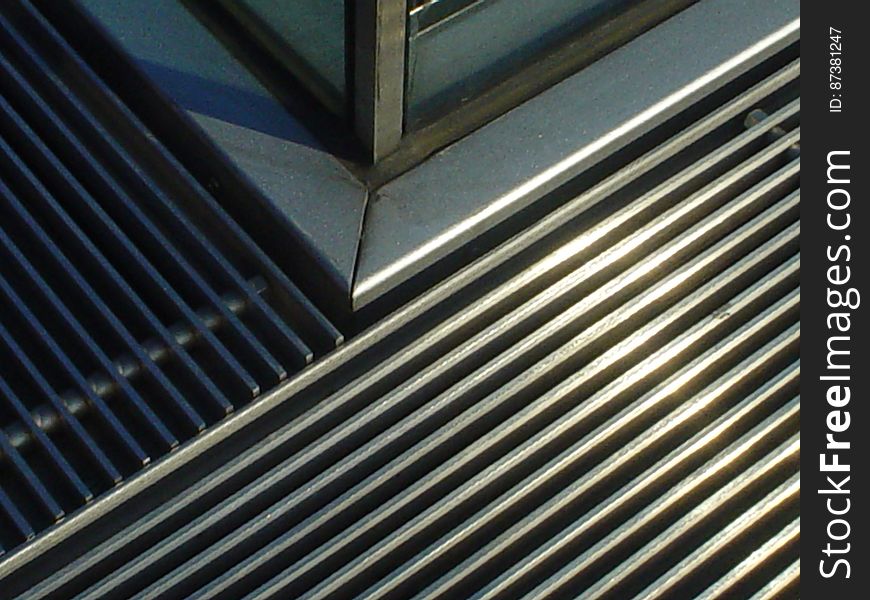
[0,0,341,554]
[13,55,799,599]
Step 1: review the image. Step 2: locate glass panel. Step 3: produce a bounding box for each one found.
[77,0,327,144]
[406,0,636,126]
[217,0,348,115]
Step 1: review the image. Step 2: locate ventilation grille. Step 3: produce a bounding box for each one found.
[0,0,341,553]
[16,55,800,599]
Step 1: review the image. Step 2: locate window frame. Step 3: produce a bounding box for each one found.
[63,0,798,315]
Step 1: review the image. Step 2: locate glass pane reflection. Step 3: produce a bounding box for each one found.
[223,0,347,114]
[406,0,634,126]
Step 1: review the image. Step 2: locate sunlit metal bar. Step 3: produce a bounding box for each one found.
[353,0,407,161]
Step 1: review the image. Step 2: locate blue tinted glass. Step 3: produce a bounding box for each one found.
[223,0,347,113]
[77,0,327,143]
[407,0,634,125]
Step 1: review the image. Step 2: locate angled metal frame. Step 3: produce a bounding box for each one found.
[57,0,798,315]
[353,0,407,162]
[353,0,800,308]
[0,0,799,582]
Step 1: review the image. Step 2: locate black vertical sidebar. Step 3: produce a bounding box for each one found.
[802,2,868,597]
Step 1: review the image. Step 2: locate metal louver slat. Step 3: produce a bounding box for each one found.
[473,363,799,600]
[0,25,291,391]
[695,517,799,599]
[0,208,160,465]
[0,0,341,554]
[8,0,344,349]
[630,493,799,600]
[9,44,800,598]
[749,559,800,600]
[0,353,94,505]
[0,93,236,423]
[187,194,797,600]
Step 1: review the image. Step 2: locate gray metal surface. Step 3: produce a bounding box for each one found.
[2,48,799,596]
[354,0,800,308]
[190,113,368,297]
[354,0,407,161]
[76,0,368,300]
[0,39,798,585]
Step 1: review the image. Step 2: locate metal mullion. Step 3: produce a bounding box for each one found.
[353,0,407,162]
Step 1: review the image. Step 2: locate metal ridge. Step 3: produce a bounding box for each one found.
[354,0,800,308]
[0,48,800,586]
[6,69,800,594]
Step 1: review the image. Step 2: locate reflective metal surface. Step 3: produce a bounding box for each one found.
[405,0,632,124]
[2,41,799,594]
[354,0,407,161]
[0,0,801,596]
[355,0,799,308]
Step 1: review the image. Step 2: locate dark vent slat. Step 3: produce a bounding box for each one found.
[8,0,341,354]
[0,129,223,438]
[0,67,233,427]
[0,99,232,431]
[0,0,342,553]
[0,278,120,488]
[0,373,92,509]
[0,379,72,520]
[0,431,63,522]
[0,216,152,468]
[0,485,33,545]
[0,129,191,447]
[0,55,261,405]
[0,30,294,385]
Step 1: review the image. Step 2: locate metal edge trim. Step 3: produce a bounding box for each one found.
[352,0,800,308]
